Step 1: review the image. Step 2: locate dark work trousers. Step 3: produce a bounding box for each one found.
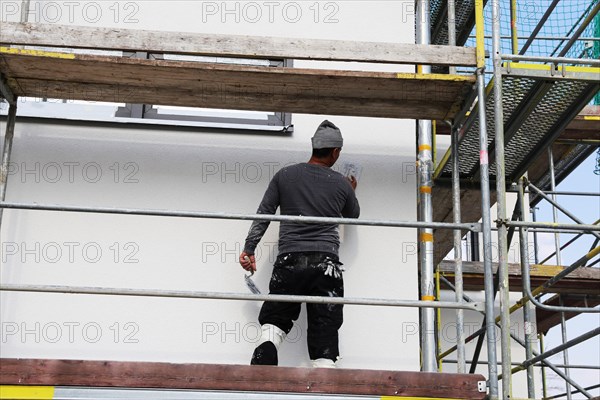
[258,252,344,362]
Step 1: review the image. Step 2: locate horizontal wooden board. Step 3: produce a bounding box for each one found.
[0,49,475,120]
[0,359,487,398]
[0,22,478,67]
[436,106,600,140]
[438,260,600,295]
[536,294,600,334]
[560,105,600,140]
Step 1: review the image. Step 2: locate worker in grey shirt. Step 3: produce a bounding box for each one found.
[239,120,360,368]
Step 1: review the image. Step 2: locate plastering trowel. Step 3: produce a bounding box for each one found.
[244,256,261,294]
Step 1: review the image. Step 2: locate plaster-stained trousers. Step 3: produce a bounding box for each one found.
[251,252,344,365]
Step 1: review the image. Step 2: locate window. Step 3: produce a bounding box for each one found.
[1,49,293,133]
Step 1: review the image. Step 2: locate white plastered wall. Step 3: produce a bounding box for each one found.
[0,2,544,396]
[0,1,421,371]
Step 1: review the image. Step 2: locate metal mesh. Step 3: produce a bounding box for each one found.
[493,79,594,177]
[451,0,599,83]
[441,75,538,176]
[430,0,445,35]
[511,0,599,59]
[430,0,483,45]
[440,74,596,180]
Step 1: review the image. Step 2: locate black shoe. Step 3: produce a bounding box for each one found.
[250,341,278,365]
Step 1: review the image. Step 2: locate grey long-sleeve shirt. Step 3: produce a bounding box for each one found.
[243,163,360,256]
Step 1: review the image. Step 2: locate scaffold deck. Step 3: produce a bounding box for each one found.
[0,23,478,121]
[435,63,600,183]
[0,358,487,399]
[432,67,599,265]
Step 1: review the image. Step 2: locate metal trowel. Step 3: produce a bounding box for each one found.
[244,256,261,294]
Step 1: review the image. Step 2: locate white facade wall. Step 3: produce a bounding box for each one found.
[1,0,421,371]
[1,1,539,397]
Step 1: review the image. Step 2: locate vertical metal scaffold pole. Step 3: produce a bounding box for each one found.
[548,148,562,266]
[559,295,572,400]
[519,180,537,399]
[518,180,594,399]
[447,0,465,374]
[491,0,512,396]
[0,103,17,229]
[477,69,500,400]
[539,334,549,399]
[1,0,26,229]
[20,0,31,22]
[451,127,466,374]
[547,147,571,399]
[510,0,519,55]
[532,207,540,264]
[416,0,437,373]
[475,1,498,397]
[448,0,457,76]
[477,70,498,400]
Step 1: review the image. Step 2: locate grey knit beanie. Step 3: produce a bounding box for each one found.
[311,120,343,149]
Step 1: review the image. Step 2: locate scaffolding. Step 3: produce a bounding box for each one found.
[0,0,599,399]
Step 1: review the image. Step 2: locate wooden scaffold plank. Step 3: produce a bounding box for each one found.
[0,47,475,120]
[0,22,477,67]
[0,359,487,399]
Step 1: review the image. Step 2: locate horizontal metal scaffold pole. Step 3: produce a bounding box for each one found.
[502,54,600,66]
[470,35,600,41]
[0,201,481,231]
[507,190,600,197]
[443,359,600,370]
[505,220,600,233]
[538,220,599,265]
[493,227,599,234]
[528,182,600,240]
[0,284,482,311]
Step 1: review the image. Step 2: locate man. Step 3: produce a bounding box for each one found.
[239,120,360,368]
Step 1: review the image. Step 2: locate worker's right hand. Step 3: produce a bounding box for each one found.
[347,175,357,190]
[239,252,257,272]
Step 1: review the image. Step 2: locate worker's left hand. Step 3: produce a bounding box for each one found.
[239,251,257,272]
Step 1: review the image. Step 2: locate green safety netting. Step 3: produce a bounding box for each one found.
[441,0,600,104]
